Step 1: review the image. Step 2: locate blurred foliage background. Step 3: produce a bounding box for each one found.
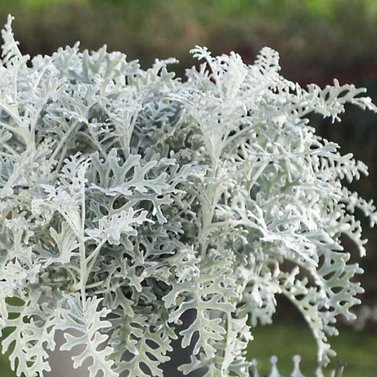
[0,0,376,376]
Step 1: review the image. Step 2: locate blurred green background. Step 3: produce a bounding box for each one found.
[0,0,376,376]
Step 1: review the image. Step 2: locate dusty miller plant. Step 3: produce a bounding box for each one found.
[0,15,376,377]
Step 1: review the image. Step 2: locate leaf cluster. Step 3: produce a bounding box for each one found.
[0,15,376,377]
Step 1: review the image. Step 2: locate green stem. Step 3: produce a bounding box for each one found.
[199,158,221,255]
[86,239,107,272]
[80,180,87,309]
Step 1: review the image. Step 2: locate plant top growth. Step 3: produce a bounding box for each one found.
[0,15,376,377]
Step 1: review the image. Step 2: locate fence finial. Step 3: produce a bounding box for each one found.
[291,355,304,377]
[270,355,281,377]
[252,358,260,377]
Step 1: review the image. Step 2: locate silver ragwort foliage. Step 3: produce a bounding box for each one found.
[0,15,376,377]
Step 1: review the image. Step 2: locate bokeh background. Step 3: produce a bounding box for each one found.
[0,0,376,376]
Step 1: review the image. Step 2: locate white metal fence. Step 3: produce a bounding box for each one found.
[251,355,344,377]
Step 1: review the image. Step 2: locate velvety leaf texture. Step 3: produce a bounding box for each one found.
[0,14,376,377]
